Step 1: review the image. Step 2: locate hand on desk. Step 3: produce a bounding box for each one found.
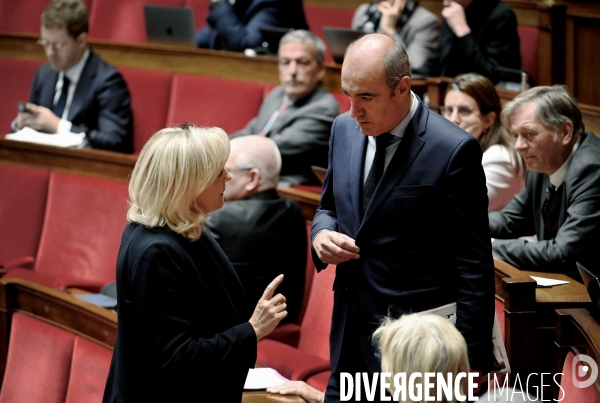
[16,103,60,133]
[313,229,360,265]
[249,274,287,341]
[267,381,324,403]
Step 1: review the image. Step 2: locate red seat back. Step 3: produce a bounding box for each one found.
[0,0,92,34]
[64,337,112,403]
[518,25,539,85]
[303,6,354,64]
[167,74,265,134]
[34,172,129,288]
[0,163,49,264]
[331,91,350,114]
[0,57,44,133]
[118,68,173,154]
[0,313,75,403]
[184,0,210,30]
[559,351,600,403]
[89,0,184,43]
[297,224,316,325]
[297,264,336,361]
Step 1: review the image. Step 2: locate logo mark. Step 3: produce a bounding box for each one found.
[572,354,598,389]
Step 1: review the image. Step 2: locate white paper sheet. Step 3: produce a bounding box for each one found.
[244,368,288,390]
[529,276,570,287]
[6,127,85,148]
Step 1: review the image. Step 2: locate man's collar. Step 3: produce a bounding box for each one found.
[550,137,580,188]
[389,91,418,138]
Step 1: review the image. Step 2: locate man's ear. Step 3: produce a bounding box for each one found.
[560,120,574,145]
[396,76,411,98]
[76,32,88,49]
[244,168,261,193]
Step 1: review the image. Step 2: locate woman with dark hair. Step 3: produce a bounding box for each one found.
[442,73,524,211]
[419,0,521,84]
[352,0,438,72]
[103,124,287,403]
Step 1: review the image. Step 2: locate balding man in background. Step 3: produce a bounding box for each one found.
[208,136,306,324]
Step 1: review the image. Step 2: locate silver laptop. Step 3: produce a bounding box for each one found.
[144,5,196,47]
[322,27,364,64]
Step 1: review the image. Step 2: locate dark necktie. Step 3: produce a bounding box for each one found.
[362,133,393,216]
[542,183,562,240]
[53,75,70,118]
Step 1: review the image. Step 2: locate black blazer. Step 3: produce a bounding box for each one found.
[103,223,257,403]
[30,51,133,153]
[208,189,307,324]
[311,98,496,373]
[419,0,521,84]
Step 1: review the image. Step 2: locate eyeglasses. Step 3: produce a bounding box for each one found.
[440,105,475,118]
[37,39,68,50]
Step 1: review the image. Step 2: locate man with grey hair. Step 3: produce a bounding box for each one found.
[233,29,339,185]
[312,33,494,402]
[490,85,600,280]
[208,136,307,324]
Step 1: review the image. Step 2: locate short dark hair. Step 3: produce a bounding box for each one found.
[42,0,89,38]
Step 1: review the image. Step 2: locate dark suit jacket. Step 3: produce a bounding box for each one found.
[196,0,308,51]
[103,223,256,403]
[234,85,339,185]
[490,132,600,280]
[311,98,495,373]
[30,51,133,153]
[419,0,521,84]
[208,189,307,324]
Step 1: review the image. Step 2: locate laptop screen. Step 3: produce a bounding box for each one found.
[144,5,196,47]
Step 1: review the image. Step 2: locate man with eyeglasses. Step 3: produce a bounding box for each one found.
[232,30,339,185]
[13,0,132,153]
[208,135,306,324]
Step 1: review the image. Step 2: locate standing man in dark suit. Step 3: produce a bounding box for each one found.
[14,0,133,153]
[196,0,308,52]
[208,135,306,324]
[233,30,339,185]
[490,86,600,281]
[311,33,495,402]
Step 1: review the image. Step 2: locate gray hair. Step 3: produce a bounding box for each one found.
[501,85,584,140]
[230,136,281,190]
[279,29,326,66]
[346,33,411,95]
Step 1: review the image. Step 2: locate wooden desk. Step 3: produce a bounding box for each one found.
[243,391,304,403]
[494,258,592,394]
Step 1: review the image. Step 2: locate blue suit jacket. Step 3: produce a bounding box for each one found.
[196,0,308,51]
[311,98,495,373]
[30,51,133,153]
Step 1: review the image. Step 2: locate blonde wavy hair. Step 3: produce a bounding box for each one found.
[127,124,230,241]
[372,313,470,402]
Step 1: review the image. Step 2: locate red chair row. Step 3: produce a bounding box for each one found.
[0,162,129,292]
[1,56,350,154]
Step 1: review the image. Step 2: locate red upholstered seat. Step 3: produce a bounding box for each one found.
[89,0,184,43]
[517,25,540,85]
[118,68,173,154]
[0,0,91,34]
[0,163,49,267]
[303,6,355,64]
[332,91,351,114]
[64,337,113,403]
[5,171,129,291]
[306,370,330,392]
[184,0,210,30]
[558,351,600,403]
[167,74,265,134]
[0,57,44,133]
[257,264,336,381]
[495,298,505,340]
[0,313,75,403]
